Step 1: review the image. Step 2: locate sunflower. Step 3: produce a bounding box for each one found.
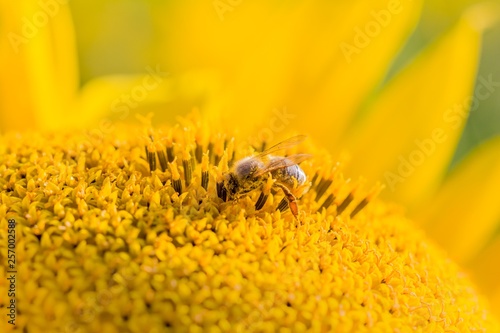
[1,0,500,332]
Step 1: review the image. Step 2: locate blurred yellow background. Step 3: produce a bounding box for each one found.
[2,0,499,164]
[65,0,500,168]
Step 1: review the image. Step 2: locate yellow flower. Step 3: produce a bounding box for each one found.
[2,0,500,330]
[0,119,498,332]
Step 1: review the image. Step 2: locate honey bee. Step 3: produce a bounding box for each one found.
[222,135,311,217]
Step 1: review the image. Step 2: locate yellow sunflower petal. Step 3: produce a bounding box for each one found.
[302,0,422,148]
[417,136,500,264]
[49,4,79,116]
[426,0,500,29]
[0,1,78,131]
[468,233,500,318]
[75,74,172,130]
[157,0,422,143]
[343,14,482,210]
[75,70,220,130]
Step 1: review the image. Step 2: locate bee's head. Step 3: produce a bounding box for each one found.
[223,157,265,200]
[224,172,239,200]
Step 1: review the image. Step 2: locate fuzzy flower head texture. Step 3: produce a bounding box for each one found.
[2,0,500,332]
[0,116,498,332]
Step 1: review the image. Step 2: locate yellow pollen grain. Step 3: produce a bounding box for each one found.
[169,158,181,181]
[217,152,229,176]
[202,152,209,173]
[182,148,191,161]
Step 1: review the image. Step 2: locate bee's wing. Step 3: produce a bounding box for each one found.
[253,154,312,177]
[256,135,307,158]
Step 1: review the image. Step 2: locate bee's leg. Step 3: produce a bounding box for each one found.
[274,183,299,218]
[254,191,268,210]
[276,198,289,212]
